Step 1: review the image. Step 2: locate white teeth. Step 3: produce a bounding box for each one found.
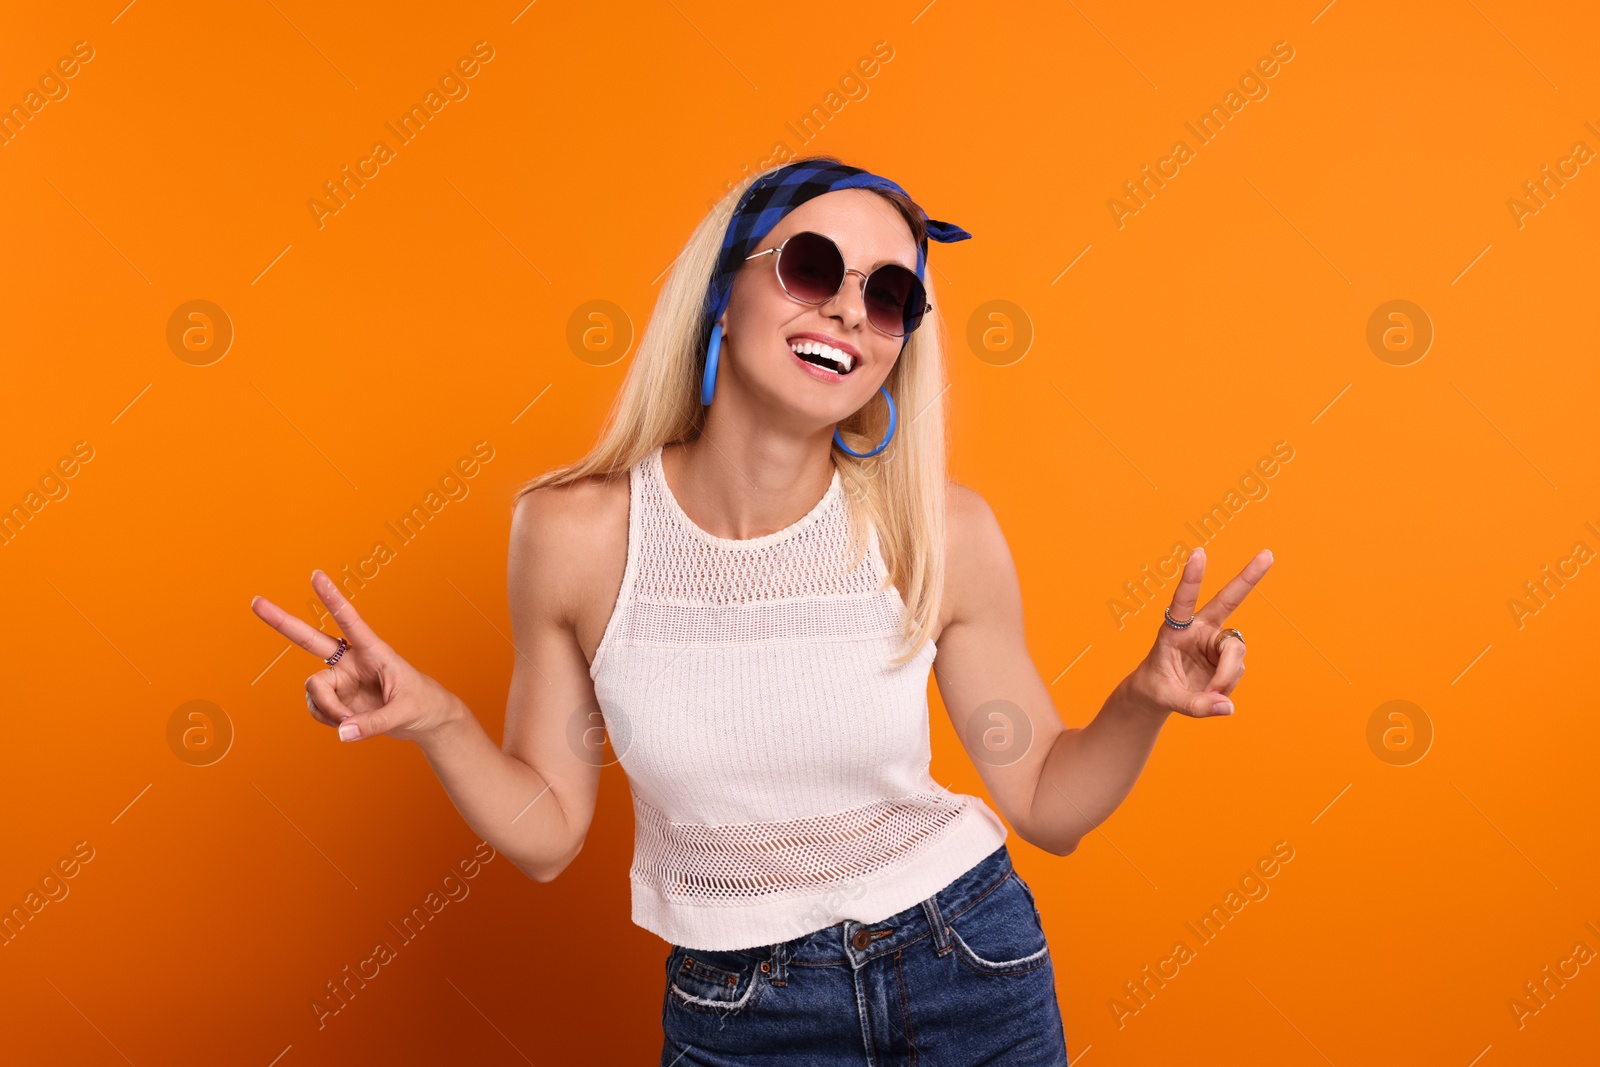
[789,340,854,374]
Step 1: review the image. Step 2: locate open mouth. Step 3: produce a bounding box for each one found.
[789,339,856,375]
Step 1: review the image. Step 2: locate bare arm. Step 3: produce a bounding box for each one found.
[409,701,581,882]
[931,485,1270,855]
[248,485,608,882]
[415,487,605,881]
[1026,544,1270,851]
[1022,683,1170,855]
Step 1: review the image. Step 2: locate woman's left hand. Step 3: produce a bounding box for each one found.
[1120,546,1274,719]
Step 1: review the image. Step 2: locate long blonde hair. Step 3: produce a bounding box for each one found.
[511,155,951,667]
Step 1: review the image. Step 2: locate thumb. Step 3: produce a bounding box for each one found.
[1156,680,1232,718]
[1188,687,1233,717]
[306,673,375,740]
[335,713,383,742]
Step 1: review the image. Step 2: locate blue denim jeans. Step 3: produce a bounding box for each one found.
[659,843,1070,1065]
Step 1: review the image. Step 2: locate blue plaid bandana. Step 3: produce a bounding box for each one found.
[700,159,972,354]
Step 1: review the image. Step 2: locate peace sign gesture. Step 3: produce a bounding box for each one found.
[1122,547,1274,719]
[250,570,464,743]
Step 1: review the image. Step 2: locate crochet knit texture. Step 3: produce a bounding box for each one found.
[589,444,1008,951]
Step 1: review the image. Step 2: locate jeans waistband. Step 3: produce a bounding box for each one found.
[762,843,1014,971]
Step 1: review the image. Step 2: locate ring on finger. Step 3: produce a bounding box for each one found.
[1214,627,1245,655]
[324,636,349,666]
[1163,607,1196,629]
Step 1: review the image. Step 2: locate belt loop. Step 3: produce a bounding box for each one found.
[768,941,786,985]
[922,893,952,956]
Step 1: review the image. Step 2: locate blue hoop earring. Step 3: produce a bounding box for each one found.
[705,322,895,457]
[833,386,897,458]
[701,323,723,406]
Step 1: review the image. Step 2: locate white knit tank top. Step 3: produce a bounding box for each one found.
[588,443,1009,951]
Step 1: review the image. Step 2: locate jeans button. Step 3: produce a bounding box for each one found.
[851,928,873,950]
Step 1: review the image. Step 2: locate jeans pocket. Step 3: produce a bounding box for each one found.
[947,871,1053,976]
[665,947,766,1016]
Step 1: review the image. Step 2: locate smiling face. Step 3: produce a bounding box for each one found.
[713,187,920,434]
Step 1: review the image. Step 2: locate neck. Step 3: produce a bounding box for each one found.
[662,429,836,541]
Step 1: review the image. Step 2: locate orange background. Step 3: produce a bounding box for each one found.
[3,1,1596,1063]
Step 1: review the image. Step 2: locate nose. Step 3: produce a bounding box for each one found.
[820,269,871,330]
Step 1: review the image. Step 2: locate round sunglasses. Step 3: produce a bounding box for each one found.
[744,230,931,338]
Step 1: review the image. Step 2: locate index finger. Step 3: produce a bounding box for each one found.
[1197,549,1274,625]
[250,593,344,660]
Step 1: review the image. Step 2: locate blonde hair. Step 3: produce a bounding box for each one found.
[511,155,951,667]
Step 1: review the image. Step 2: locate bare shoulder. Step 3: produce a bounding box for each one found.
[508,469,630,660]
[945,481,996,534]
[940,481,1020,633]
[945,481,1008,562]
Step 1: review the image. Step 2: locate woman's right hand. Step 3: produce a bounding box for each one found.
[250,570,465,744]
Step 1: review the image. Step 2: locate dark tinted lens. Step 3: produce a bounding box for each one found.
[777,232,845,304]
[865,265,925,336]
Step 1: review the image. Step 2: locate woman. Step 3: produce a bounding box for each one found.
[250,155,1272,1065]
